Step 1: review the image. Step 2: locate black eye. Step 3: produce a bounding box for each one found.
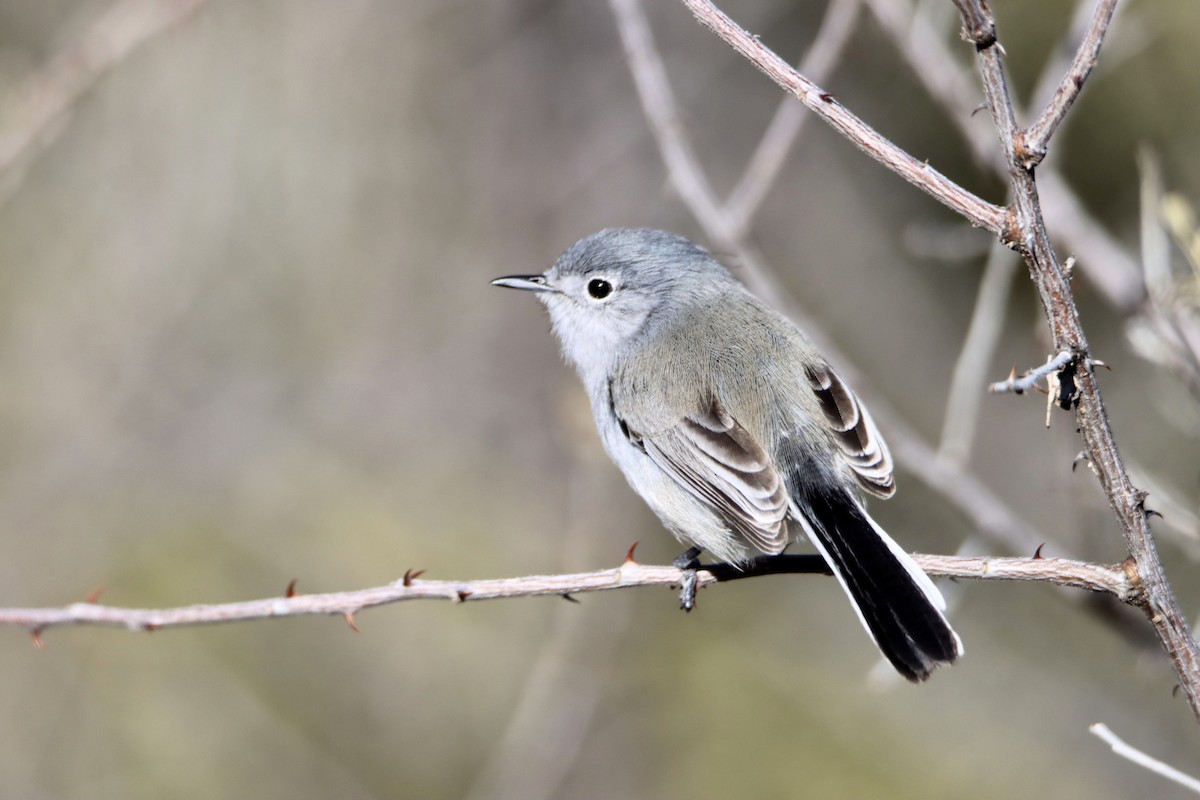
[587,278,613,300]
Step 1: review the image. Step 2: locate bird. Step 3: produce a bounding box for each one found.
[492,227,963,681]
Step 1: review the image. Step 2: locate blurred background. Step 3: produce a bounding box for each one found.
[0,0,1198,797]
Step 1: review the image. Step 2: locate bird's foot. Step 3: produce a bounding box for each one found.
[673,546,704,612]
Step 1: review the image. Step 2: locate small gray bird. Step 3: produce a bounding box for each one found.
[492,228,962,681]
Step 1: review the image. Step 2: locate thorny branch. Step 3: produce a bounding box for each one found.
[951,0,1200,719]
[677,0,1200,718]
[988,350,1076,395]
[0,552,1138,641]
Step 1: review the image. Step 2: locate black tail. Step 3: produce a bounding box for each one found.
[797,485,962,682]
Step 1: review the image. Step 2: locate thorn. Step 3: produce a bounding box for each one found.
[1033,543,1046,559]
[1071,451,1088,472]
[31,628,45,650]
[343,611,361,633]
[624,541,640,565]
[84,586,105,604]
[819,92,836,103]
[1146,508,1163,520]
[1090,359,1111,371]
[456,590,473,602]
[285,579,298,598]
[403,568,426,587]
[1173,683,1182,698]
[1062,255,1076,280]
[995,41,1008,58]
[561,593,581,604]
[971,102,988,118]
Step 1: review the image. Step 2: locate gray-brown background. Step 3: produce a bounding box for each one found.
[0,1,1198,797]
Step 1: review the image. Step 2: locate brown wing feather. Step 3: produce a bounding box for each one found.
[805,363,895,498]
[635,399,791,555]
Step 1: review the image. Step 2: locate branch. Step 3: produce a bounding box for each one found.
[610,0,727,240]
[673,0,1200,718]
[951,0,1200,719]
[1090,723,1200,794]
[938,241,1020,465]
[0,553,1139,639]
[1021,0,1120,166]
[988,349,1076,395]
[679,0,1009,238]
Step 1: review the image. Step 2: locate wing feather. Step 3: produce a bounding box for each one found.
[804,363,895,498]
[627,398,791,555]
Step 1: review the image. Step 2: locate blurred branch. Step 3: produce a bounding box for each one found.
[877,418,1044,555]
[1090,723,1200,794]
[0,552,1139,639]
[938,241,1019,465]
[1128,149,1200,403]
[948,0,1200,719]
[722,0,861,237]
[0,0,209,198]
[610,0,726,241]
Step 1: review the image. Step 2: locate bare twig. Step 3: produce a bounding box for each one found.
[0,553,1139,638]
[1028,0,1115,116]
[862,0,995,165]
[1022,0,1120,166]
[989,350,1076,395]
[951,0,1200,719]
[1090,723,1200,794]
[680,0,1009,237]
